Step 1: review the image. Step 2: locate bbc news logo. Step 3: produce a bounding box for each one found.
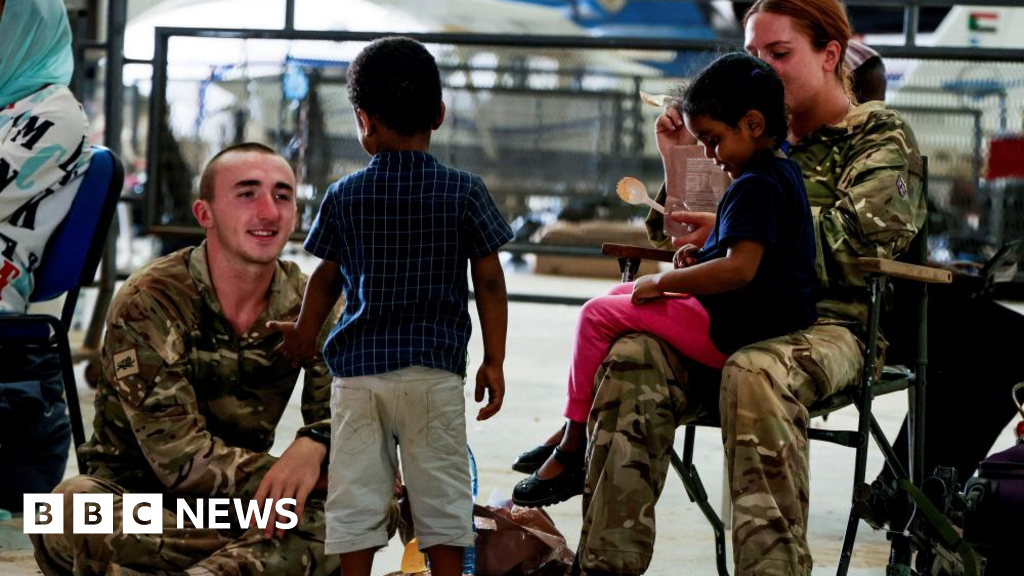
[23,494,299,534]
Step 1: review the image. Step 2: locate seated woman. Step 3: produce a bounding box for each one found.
[0,0,92,510]
[567,0,926,574]
[511,53,819,508]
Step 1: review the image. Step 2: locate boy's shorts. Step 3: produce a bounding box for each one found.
[324,365,474,554]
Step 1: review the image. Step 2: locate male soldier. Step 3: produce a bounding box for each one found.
[31,143,346,576]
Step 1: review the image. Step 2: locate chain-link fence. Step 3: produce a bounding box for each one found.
[884,57,1024,264]
[141,30,1024,272]
[145,32,717,236]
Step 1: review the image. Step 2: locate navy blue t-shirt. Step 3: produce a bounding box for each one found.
[695,156,818,353]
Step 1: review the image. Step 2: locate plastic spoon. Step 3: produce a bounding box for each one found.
[616,177,665,214]
[639,91,674,108]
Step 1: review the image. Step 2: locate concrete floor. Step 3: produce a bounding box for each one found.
[1,261,1018,575]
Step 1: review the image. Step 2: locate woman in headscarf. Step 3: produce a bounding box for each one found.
[0,0,91,510]
[0,0,92,312]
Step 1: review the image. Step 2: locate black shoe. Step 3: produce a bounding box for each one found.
[512,447,585,507]
[512,443,556,474]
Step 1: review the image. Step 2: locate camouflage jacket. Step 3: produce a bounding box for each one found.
[649,101,925,331]
[79,243,333,500]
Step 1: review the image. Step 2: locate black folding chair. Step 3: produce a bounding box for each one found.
[600,159,958,575]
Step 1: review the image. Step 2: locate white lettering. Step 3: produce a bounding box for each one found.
[207,498,231,529]
[72,494,113,534]
[176,498,203,529]
[274,498,298,529]
[233,498,273,530]
[22,494,63,534]
[124,494,163,534]
[21,495,302,534]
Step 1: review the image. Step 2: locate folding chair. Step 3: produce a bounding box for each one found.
[600,159,959,576]
[0,146,124,471]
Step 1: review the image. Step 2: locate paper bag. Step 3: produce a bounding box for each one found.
[664,144,731,238]
[474,504,573,576]
[395,494,572,576]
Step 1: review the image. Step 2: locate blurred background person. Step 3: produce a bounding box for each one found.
[0,0,92,511]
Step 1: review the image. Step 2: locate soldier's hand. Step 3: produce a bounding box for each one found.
[631,274,664,305]
[655,106,695,162]
[674,244,700,269]
[475,362,505,421]
[668,211,715,249]
[252,436,326,540]
[266,320,320,367]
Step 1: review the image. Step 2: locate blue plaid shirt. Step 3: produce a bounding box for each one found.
[305,151,513,378]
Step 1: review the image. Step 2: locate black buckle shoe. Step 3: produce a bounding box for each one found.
[512,443,556,474]
[512,447,585,507]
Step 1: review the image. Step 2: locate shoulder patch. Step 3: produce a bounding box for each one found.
[895,174,907,199]
[113,348,140,380]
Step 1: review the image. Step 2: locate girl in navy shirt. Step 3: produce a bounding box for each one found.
[513,53,818,507]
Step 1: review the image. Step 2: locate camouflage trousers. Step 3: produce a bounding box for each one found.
[31,475,341,576]
[578,324,863,576]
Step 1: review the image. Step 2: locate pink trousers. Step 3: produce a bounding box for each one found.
[564,282,728,422]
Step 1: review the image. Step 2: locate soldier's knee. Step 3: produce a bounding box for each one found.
[49,476,104,527]
[53,474,105,496]
[601,333,663,372]
[721,349,775,397]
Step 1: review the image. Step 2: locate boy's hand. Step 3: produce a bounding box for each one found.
[265,321,320,367]
[674,244,700,269]
[475,362,505,421]
[631,274,664,305]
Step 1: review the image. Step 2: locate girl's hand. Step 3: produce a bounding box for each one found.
[674,244,700,269]
[655,107,696,162]
[669,211,716,248]
[631,274,664,305]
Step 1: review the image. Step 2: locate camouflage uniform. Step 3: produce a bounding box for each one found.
[579,101,926,575]
[31,243,341,576]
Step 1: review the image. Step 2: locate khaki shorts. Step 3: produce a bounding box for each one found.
[324,366,474,554]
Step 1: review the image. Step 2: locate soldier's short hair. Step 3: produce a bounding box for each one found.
[197,142,282,202]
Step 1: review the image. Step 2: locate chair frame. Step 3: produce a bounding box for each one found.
[0,146,123,472]
[599,161,955,576]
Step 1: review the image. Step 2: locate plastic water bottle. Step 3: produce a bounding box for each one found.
[463,444,478,575]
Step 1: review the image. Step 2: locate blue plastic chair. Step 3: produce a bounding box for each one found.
[0,146,124,471]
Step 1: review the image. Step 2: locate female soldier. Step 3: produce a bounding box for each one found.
[561,1,924,574]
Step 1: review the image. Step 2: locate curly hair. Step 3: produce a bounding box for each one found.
[346,37,442,137]
[681,52,788,148]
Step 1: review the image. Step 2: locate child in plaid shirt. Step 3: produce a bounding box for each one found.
[270,36,513,576]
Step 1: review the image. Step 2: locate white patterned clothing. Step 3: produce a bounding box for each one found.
[0,84,91,312]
